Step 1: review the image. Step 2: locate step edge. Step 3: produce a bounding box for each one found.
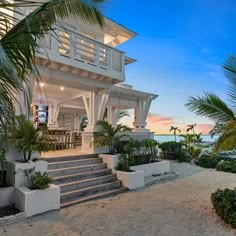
[58,174,116,187]
[52,169,111,180]
[61,187,128,207]
[48,163,106,173]
[61,180,121,197]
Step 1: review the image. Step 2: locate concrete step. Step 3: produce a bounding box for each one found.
[59,174,116,193]
[61,186,128,208]
[53,169,112,184]
[48,158,102,170]
[44,154,98,163]
[61,181,121,203]
[48,163,106,177]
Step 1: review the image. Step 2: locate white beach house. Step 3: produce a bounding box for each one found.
[16,9,158,153]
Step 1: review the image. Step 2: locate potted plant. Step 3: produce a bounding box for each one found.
[6,115,56,187]
[15,170,60,217]
[115,153,145,190]
[94,120,132,172]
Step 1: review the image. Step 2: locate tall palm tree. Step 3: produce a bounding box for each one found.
[93,120,132,154]
[0,0,105,130]
[185,55,236,152]
[169,126,181,142]
[186,123,196,134]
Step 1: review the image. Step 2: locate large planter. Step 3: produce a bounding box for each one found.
[6,160,47,187]
[5,146,40,162]
[116,170,144,190]
[15,184,60,217]
[99,154,120,173]
[0,186,14,207]
[130,161,170,177]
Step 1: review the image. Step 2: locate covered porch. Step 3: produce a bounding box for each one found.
[31,77,157,154]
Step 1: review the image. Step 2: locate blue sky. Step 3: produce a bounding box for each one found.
[103,0,236,134]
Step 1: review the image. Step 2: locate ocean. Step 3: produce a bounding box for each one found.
[154,135,218,143]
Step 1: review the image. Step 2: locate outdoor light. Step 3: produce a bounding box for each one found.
[39,82,45,87]
[60,86,64,91]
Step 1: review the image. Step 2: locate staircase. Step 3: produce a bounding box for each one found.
[46,154,127,208]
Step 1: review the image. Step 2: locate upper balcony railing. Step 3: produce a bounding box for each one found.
[37,24,126,81]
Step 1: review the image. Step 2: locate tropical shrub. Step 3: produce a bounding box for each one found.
[93,120,132,154]
[195,154,223,168]
[159,141,183,159]
[119,138,159,165]
[216,160,236,173]
[115,154,132,172]
[9,115,56,162]
[30,172,53,190]
[211,188,236,228]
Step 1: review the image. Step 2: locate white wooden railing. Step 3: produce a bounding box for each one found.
[37,24,125,79]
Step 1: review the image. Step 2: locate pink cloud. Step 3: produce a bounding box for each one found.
[147,113,174,126]
[195,124,214,134]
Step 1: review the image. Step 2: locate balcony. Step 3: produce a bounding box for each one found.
[36,24,126,83]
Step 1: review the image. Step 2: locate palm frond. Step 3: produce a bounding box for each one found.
[0,0,105,129]
[186,92,235,123]
[213,120,236,152]
[223,55,236,110]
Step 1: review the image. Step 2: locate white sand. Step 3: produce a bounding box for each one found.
[1,162,236,236]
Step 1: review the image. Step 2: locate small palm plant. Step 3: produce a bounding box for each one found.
[9,115,56,162]
[186,123,196,134]
[169,126,181,142]
[93,120,132,154]
[195,132,203,145]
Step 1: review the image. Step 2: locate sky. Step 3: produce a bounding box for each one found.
[102,0,236,134]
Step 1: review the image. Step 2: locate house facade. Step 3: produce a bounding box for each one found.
[19,14,158,153]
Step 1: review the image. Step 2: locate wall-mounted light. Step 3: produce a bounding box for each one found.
[39,82,45,88]
[60,86,64,91]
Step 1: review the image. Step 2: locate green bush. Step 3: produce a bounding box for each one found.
[115,154,131,172]
[195,155,223,168]
[119,138,159,165]
[159,141,183,160]
[216,160,236,173]
[30,172,53,190]
[211,188,236,228]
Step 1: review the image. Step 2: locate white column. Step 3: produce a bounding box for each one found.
[133,97,153,132]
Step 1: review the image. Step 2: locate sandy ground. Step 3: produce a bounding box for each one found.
[1,162,236,236]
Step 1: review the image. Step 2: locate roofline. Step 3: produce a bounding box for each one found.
[104,16,138,37]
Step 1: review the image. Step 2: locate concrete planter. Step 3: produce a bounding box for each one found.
[5,146,40,162]
[116,170,144,190]
[15,184,60,217]
[130,161,170,177]
[0,186,14,207]
[6,160,47,187]
[99,154,120,173]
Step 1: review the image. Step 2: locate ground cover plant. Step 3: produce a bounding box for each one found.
[216,160,236,173]
[211,188,236,228]
[195,154,224,168]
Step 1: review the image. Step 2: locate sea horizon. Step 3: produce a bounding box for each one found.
[154,134,218,143]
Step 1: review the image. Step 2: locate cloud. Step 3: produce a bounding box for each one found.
[146,113,174,126]
[195,123,214,134]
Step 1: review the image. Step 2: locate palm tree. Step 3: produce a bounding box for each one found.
[185,55,236,152]
[186,123,196,134]
[0,0,105,130]
[169,126,181,142]
[93,120,132,154]
[194,132,203,145]
[179,134,195,151]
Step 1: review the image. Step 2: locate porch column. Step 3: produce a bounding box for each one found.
[82,90,110,153]
[133,96,153,132]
